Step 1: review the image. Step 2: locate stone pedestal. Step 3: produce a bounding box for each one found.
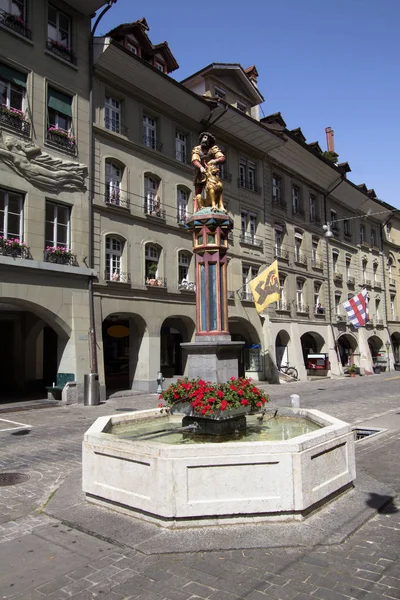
[181,336,243,383]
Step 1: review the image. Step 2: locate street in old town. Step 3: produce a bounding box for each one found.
[0,373,399,600]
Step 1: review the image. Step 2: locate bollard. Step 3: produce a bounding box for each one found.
[290,394,300,408]
[156,371,165,395]
[84,373,100,406]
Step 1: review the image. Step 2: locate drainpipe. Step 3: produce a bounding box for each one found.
[88,0,118,374]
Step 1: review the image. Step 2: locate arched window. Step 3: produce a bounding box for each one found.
[105,160,125,206]
[314,282,323,313]
[144,175,161,216]
[177,187,190,224]
[362,258,368,283]
[178,250,191,285]
[105,236,128,282]
[278,274,286,309]
[388,256,394,283]
[334,291,341,315]
[296,278,305,311]
[145,243,163,285]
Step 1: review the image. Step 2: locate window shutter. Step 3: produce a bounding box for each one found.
[47,88,72,117]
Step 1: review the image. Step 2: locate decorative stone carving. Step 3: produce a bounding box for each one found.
[0,133,88,193]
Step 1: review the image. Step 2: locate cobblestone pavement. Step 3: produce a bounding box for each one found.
[0,374,399,599]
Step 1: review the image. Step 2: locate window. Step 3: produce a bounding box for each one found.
[127,42,137,54]
[145,244,160,281]
[47,5,74,62]
[294,232,303,262]
[236,101,246,113]
[360,224,366,244]
[386,222,392,238]
[0,64,26,114]
[343,219,350,236]
[105,97,121,134]
[178,251,190,283]
[332,250,339,273]
[272,175,281,201]
[334,293,341,315]
[143,114,156,149]
[175,132,187,163]
[242,264,258,300]
[346,256,351,279]
[45,201,69,248]
[330,209,338,231]
[214,87,225,100]
[177,188,189,223]
[105,161,123,205]
[388,257,393,282]
[292,186,300,214]
[155,61,164,72]
[144,175,160,215]
[312,238,319,263]
[296,279,304,309]
[373,262,378,283]
[375,298,381,320]
[390,295,396,319]
[275,227,283,256]
[47,87,74,149]
[362,259,367,282]
[1,0,25,19]
[371,228,377,248]
[279,276,286,306]
[241,210,257,245]
[0,188,23,239]
[105,237,123,281]
[314,282,322,312]
[239,158,258,192]
[309,194,317,221]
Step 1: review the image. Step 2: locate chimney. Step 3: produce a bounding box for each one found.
[325,127,334,153]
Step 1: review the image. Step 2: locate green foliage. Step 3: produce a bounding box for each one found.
[322,151,339,164]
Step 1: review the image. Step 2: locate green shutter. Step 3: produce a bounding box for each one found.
[0,64,26,87]
[47,87,72,117]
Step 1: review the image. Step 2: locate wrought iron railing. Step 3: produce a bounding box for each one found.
[311,259,324,270]
[46,129,76,153]
[105,270,131,283]
[276,301,291,311]
[296,304,309,314]
[374,281,382,289]
[44,250,77,265]
[227,290,235,299]
[144,197,165,219]
[275,247,289,260]
[143,134,163,151]
[220,169,232,182]
[272,196,287,210]
[104,116,128,136]
[239,232,263,248]
[240,291,253,301]
[0,9,31,38]
[177,210,188,225]
[0,244,31,259]
[105,190,129,208]
[175,150,188,163]
[46,39,77,65]
[333,272,343,281]
[146,276,167,288]
[389,279,396,287]
[292,206,305,218]
[347,276,355,285]
[237,178,262,194]
[315,307,326,316]
[179,280,195,292]
[365,279,372,287]
[310,214,322,224]
[336,314,346,322]
[0,106,31,136]
[376,318,384,326]
[294,252,307,266]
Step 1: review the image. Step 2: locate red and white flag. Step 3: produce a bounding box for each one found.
[343,289,369,329]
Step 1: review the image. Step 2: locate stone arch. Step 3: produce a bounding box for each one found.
[275,329,291,368]
[300,331,326,366]
[229,316,262,377]
[160,315,196,378]
[336,332,358,367]
[367,334,384,362]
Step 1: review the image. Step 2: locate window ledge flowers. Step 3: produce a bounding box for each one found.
[0,237,29,258]
[159,377,269,417]
[0,104,26,121]
[44,246,75,265]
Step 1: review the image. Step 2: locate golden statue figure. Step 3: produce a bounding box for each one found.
[191,132,227,212]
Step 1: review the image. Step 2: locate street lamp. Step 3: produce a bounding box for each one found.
[323,223,334,238]
[385,340,391,372]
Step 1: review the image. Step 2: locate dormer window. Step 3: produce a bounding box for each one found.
[236,101,247,113]
[214,87,225,100]
[127,42,137,55]
[155,61,165,72]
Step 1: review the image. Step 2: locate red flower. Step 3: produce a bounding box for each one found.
[230,384,236,391]
[237,389,243,396]
[217,390,224,399]
[230,376,236,381]
[241,399,249,406]
[158,402,163,407]
[208,397,216,403]
[220,400,228,411]
[201,408,208,415]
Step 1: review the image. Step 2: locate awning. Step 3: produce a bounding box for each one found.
[0,64,26,87]
[48,88,72,117]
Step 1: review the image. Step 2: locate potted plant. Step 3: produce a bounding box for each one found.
[45,246,73,264]
[146,262,158,285]
[348,364,357,378]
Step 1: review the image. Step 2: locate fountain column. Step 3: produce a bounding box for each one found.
[181,209,243,382]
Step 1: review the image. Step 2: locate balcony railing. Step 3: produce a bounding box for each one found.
[296,304,309,314]
[389,279,396,287]
[0,243,31,259]
[364,279,372,287]
[144,197,165,219]
[46,39,77,65]
[376,318,384,326]
[104,116,128,136]
[310,214,322,224]
[344,231,352,239]
[239,232,263,248]
[179,279,195,292]
[294,252,307,266]
[331,223,340,234]
[237,179,262,194]
[44,250,77,265]
[333,272,343,281]
[347,276,355,285]
[175,150,188,164]
[143,135,163,151]
[177,211,188,225]
[311,259,324,270]
[220,169,232,182]
[292,206,305,218]
[46,128,76,153]
[272,196,287,210]
[276,301,291,312]
[275,247,289,260]
[315,307,326,316]
[241,291,254,301]
[0,106,31,136]
[0,9,32,38]
[374,281,382,289]
[105,271,131,283]
[146,276,167,288]
[105,189,129,208]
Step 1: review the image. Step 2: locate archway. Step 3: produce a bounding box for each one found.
[368,335,383,363]
[229,317,262,378]
[0,299,69,400]
[160,316,195,378]
[391,332,400,365]
[300,331,325,367]
[275,330,290,368]
[336,333,358,367]
[102,313,147,392]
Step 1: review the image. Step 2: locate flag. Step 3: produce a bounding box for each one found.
[343,289,369,328]
[249,260,280,314]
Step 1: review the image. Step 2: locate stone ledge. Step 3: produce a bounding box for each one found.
[0,255,96,277]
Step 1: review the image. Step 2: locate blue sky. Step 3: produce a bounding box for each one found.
[97,0,400,208]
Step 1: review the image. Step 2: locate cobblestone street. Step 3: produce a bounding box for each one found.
[0,374,399,599]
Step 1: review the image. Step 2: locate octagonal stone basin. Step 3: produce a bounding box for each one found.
[82,407,356,528]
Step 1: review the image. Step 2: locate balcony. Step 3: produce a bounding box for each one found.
[311,259,324,271]
[105,189,129,209]
[389,279,396,287]
[294,252,307,266]
[104,116,128,136]
[292,206,305,219]
[46,128,76,154]
[331,224,340,234]
[241,291,254,302]
[46,39,77,65]
[272,196,287,210]
[314,306,326,317]
[239,232,263,249]
[374,280,382,289]
[237,179,261,194]
[310,214,322,224]
[0,242,31,259]
[105,271,131,284]
[275,247,289,260]
[0,105,30,136]
[177,211,188,225]
[364,279,372,287]
[296,304,309,314]
[276,301,291,312]
[179,280,195,292]
[0,9,31,39]
[143,135,163,152]
[44,249,77,265]
[344,231,352,240]
[333,272,343,282]
[144,197,165,220]
[146,277,167,288]
[376,318,384,326]
[347,276,355,285]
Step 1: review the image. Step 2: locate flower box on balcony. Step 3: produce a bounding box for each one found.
[0,104,31,135]
[46,127,76,152]
[44,246,76,265]
[0,237,30,258]
[1,11,32,39]
[47,39,77,65]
